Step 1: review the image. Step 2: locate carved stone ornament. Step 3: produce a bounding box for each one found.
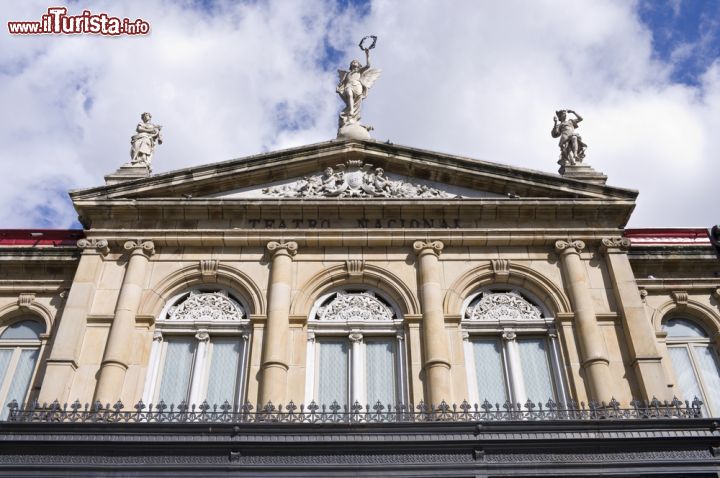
[315,291,395,322]
[671,291,689,307]
[491,259,510,279]
[17,293,35,309]
[77,238,110,255]
[263,161,459,199]
[601,237,631,252]
[167,291,245,322]
[345,259,365,276]
[124,240,155,256]
[413,240,444,256]
[266,241,298,257]
[200,259,219,278]
[554,239,586,253]
[464,292,543,322]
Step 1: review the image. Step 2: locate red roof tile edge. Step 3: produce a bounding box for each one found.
[0,229,84,247]
[624,228,710,245]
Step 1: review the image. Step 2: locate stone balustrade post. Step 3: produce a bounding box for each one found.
[38,238,109,404]
[555,240,613,402]
[600,237,671,401]
[413,240,452,405]
[258,241,297,407]
[93,240,154,405]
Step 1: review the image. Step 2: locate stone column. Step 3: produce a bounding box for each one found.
[38,239,109,404]
[258,241,297,407]
[554,240,613,402]
[601,237,671,401]
[413,240,452,405]
[94,240,154,405]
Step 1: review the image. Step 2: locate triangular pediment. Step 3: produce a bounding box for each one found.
[71,139,637,202]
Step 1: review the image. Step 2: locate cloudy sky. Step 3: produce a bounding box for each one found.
[1,0,718,229]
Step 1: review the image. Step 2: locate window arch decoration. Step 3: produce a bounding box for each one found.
[0,315,46,419]
[663,317,720,417]
[142,289,250,408]
[461,288,568,407]
[305,288,407,408]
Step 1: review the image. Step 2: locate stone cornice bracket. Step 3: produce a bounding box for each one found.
[123,239,155,257]
[600,237,631,254]
[671,291,689,308]
[266,241,298,258]
[554,239,585,255]
[639,288,648,303]
[77,238,110,256]
[200,259,219,279]
[413,240,444,257]
[17,293,36,310]
[345,259,365,277]
[712,288,720,302]
[491,259,510,280]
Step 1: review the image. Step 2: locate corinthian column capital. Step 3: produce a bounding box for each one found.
[266,240,298,257]
[413,240,444,257]
[599,237,631,254]
[554,239,585,254]
[123,239,155,257]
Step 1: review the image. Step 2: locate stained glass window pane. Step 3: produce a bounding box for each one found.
[471,338,507,405]
[694,345,720,415]
[0,320,44,340]
[317,339,348,407]
[667,346,704,405]
[205,339,242,406]
[664,319,708,338]
[366,339,396,406]
[1,349,39,419]
[158,338,196,405]
[517,338,555,402]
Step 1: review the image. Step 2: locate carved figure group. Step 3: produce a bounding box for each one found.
[551,109,587,166]
[262,162,458,199]
[130,112,162,170]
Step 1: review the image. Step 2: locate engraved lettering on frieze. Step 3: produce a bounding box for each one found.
[244,217,462,229]
[167,291,245,322]
[345,259,365,277]
[77,238,110,255]
[671,291,688,307]
[200,259,219,279]
[17,293,35,310]
[491,259,510,280]
[315,291,395,322]
[262,161,460,199]
[465,292,543,322]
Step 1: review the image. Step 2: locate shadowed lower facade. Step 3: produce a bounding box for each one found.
[0,139,719,476]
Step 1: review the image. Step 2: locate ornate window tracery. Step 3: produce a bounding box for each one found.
[461,290,567,405]
[0,316,45,419]
[143,290,250,407]
[663,317,720,416]
[305,289,407,407]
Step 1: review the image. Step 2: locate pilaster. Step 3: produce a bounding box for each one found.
[413,240,452,405]
[600,237,672,401]
[38,238,108,404]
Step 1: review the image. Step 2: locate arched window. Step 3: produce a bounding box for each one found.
[142,290,250,407]
[461,289,567,405]
[305,289,407,407]
[0,317,45,419]
[664,318,720,416]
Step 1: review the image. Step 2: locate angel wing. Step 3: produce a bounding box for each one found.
[360,68,382,90]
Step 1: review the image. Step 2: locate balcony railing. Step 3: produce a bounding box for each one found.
[4,397,704,424]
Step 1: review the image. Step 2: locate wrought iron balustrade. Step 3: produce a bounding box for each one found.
[4,397,703,424]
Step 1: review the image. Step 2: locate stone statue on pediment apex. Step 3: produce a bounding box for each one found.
[551,109,587,167]
[130,112,162,171]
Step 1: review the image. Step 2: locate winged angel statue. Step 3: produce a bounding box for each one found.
[336,36,382,135]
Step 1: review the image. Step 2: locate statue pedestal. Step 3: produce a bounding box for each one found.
[337,123,372,141]
[559,163,607,185]
[104,163,151,186]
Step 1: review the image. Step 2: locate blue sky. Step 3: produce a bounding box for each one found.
[1,0,719,229]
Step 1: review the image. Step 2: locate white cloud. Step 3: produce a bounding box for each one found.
[0,0,717,228]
